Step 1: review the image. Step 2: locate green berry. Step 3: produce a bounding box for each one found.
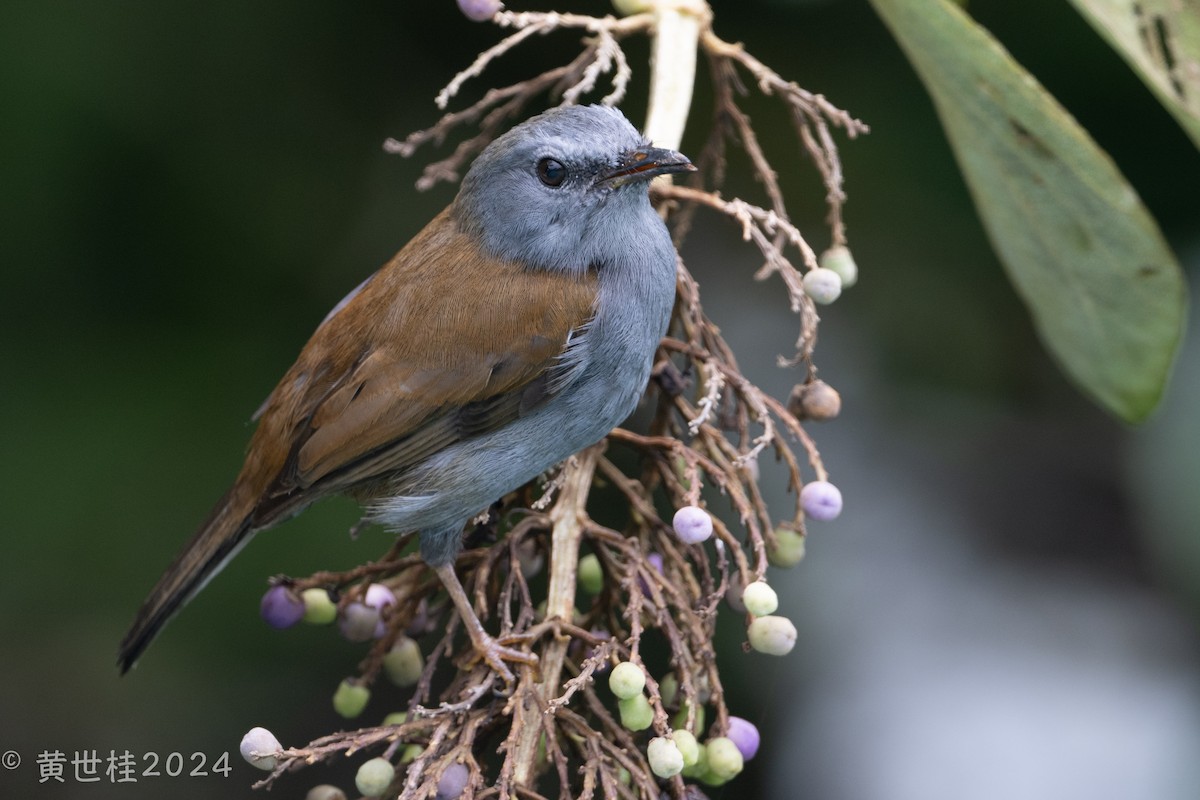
[612,0,652,15]
[383,636,424,688]
[819,245,858,288]
[400,744,423,764]
[577,553,604,595]
[698,765,733,787]
[802,267,842,304]
[768,528,806,568]
[332,679,371,719]
[681,739,708,778]
[673,700,706,734]
[747,615,797,656]
[647,737,684,778]
[671,729,701,767]
[301,588,338,625]
[659,672,679,706]
[741,581,779,616]
[705,736,745,780]
[608,661,646,700]
[354,757,395,798]
[382,711,407,726]
[617,693,653,731]
[672,455,691,489]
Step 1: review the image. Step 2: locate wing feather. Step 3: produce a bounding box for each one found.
[241,207,597,520]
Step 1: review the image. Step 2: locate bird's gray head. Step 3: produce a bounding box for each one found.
[453,105,694,274]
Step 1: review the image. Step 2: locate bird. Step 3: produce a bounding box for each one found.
[117,104,695,680]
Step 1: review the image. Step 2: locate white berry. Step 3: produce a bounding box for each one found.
[747,615,797,656]
[647,737,684,778]
[802,267,843,304]
[239,726,282,771]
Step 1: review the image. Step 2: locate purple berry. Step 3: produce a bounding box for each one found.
[260,585,305,629]
[338,601,380,642]
[673,505,714,544]
[639,552,664,595]
[436,762,469,799]
[800,480,843,521]
[457,0,502,22]
[726,716,761,760]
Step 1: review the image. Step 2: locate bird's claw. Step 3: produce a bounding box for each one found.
[471,633,538,689]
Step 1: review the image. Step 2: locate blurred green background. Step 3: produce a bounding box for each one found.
[2,1,1198,798]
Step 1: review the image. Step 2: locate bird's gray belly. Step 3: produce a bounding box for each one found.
[367,356,647,534]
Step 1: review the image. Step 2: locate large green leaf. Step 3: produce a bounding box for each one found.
[1065,0,1200,150]
[870,0,1187,422]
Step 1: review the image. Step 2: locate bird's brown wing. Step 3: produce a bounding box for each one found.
[244,206,599,523]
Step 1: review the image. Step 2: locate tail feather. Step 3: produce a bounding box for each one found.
[117,487,257,673]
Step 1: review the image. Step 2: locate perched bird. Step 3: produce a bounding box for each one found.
[118,104,694,679]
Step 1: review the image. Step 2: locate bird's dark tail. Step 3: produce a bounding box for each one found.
[117,487,258,673]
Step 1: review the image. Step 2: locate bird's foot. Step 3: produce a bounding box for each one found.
[433,561,537,688]
[467,631,538,687]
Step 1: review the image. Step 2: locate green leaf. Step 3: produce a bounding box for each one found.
[870,0,1187,422]
[1065,0,1200,150]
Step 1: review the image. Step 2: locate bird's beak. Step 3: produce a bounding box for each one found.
[596,146,697,189]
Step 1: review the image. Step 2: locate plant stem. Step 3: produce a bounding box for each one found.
[643,0,707,150]
[510,447,599,787]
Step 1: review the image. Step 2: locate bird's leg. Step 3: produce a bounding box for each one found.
[433,562,537,685]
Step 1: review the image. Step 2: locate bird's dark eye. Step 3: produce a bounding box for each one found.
[536,158,567,187]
